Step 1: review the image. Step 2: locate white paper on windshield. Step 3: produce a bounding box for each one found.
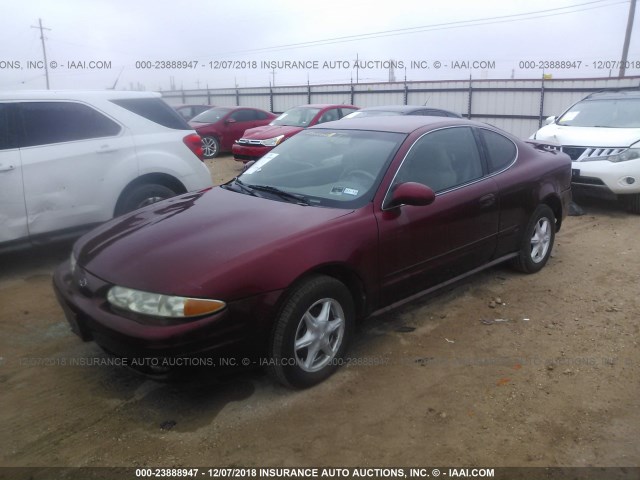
[343,188,359,196]
[243,152,278,174]
[561,111,579,121]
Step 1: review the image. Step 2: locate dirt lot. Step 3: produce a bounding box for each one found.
[1,155,638,473]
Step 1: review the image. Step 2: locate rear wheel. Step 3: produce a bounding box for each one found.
[268,275,354,388]
[511,204,555,274]
[202,136,220,158]
[116,184,176,215]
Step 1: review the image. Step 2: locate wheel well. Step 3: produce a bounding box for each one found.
[287,265,368,321]
[114,173,187,216]
[542,194,563,232]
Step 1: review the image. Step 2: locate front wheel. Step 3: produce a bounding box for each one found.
[268,275,355,388]
[623,193,640,214]
[511,204,556,274]
[201,136,220,158]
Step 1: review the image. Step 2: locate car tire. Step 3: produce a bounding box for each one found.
[624,193,640,214]
[116,184,176,215]
[268,275,354,389]
[511,204,556,274]
[202,136,220,158]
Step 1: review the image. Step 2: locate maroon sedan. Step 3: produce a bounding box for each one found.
[53,116,571,388]
[189,106,276,158]
[231,104,358,162]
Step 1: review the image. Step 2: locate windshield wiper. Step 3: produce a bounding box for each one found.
[221,177,259,197]
[248,184,310,205]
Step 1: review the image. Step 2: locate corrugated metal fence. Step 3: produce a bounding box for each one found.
[162,76,640,138]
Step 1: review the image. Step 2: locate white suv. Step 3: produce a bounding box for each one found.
[0,90,213,252]
[532,90,640,213]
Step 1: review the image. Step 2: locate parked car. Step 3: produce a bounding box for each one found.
[531,90,640,213]
[0,90,212,253]
[189,107,276,158]
[343,105,462,119]
[173,104,215,122]
[232,104,359,162]
[54,116,571,388]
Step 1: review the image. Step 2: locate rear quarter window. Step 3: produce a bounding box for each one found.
[480,129,517,173]
[111,98,191,129]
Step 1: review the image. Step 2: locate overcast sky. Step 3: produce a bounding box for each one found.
[0,0,638,91]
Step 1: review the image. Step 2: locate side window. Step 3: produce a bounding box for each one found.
[230,109,256,122]
[19,102,121,147]
[317,108,340,124]
[395,127,483,192]
[480,129,517,173]
[255,110,269,120]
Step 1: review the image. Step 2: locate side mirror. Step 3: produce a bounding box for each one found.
[387,182,435,208]
[544,116,556,125]
[226,118,237,124]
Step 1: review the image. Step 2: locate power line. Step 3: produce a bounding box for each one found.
[208,0,628,56]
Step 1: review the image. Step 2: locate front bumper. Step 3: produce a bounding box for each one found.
[53,260,282,361]
[231,143,273,162]
[571,158,640,197]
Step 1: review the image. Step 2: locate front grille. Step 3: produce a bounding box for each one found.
[563,146,626,161]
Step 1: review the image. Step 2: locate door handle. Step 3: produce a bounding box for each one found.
[479,193,496,208]
[97,146,118,154]
[0,164,15,172]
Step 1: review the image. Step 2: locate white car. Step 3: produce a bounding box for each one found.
[531,90,640,213]
[0,90,213,252]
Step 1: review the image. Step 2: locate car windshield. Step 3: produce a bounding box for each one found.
[191,107,231,123]
[236,129,405,208]
[556,98,640,128]
[343,110,403,119]
[271,107,322,127]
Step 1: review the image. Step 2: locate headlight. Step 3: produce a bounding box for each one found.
[260,135,285,147]
[606,148,640,163]
[107,286,226,318]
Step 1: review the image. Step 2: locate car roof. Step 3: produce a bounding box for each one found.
[357,105,455,113]
[293,104,357,108]
[310,115,474,134]
[583,89,640,100]
[0,90,161,101]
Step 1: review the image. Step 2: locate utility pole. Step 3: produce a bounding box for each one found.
[271,69,276,87]
[31,18,51,89]
[620,0,637,77]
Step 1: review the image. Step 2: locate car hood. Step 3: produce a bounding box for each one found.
[241,124,304,140]
[534,124,640,147]
[75,187,355,299]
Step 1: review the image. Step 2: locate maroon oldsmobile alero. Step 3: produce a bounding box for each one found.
[53,116,572,388]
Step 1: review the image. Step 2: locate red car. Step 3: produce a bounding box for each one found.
[53,116,571,388]
[189,106,276,158]
[232,104,359,162]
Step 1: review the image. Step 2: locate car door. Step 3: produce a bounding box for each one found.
[375,126,500,304]
[17,101,136,237]
[0,102,28,245]
[223,109,259,150]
